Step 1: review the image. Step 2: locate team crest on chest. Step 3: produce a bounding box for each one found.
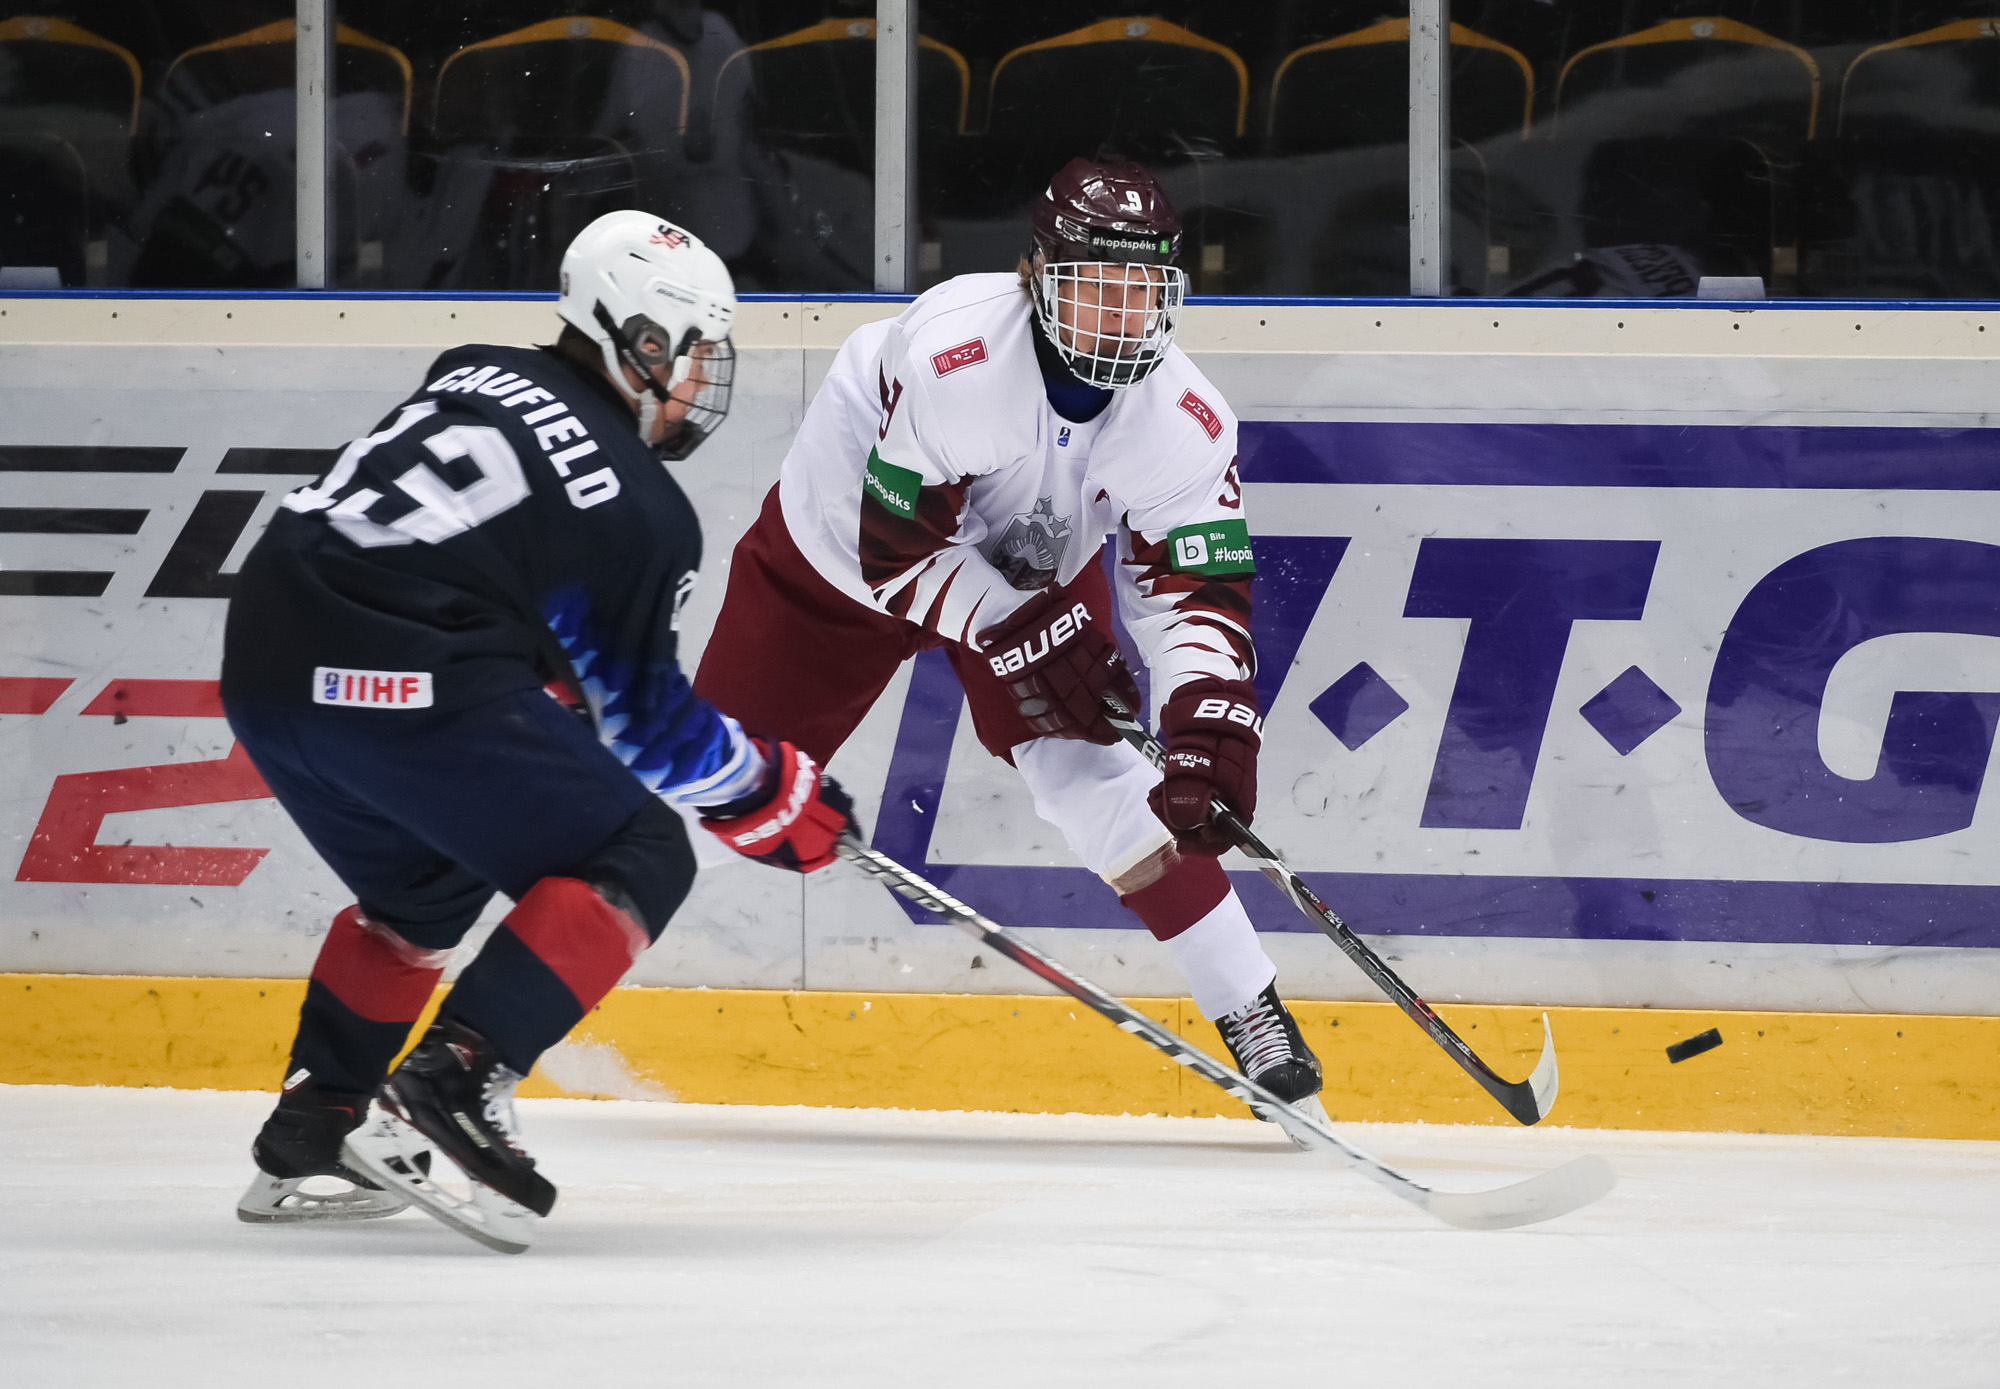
[991,496,1073,591]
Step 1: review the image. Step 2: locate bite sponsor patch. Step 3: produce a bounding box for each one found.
[862,447,922,520]
[1167,519,1255,577]
[313,667,434,708]
[930,338,988,377]
[1178,389,1223,441]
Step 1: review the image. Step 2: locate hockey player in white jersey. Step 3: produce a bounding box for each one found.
[695,157,1322,1105]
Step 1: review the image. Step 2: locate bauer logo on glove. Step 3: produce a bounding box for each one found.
[1149,678,1262,856]
[986,600,1092,677]
[719,757,822,849]
[700,739,859,873]
[975,589,1143,745]
[1191,697,1262,733]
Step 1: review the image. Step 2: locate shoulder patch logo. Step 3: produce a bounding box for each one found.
[863,446,921,520]
[1178,389,1223,442]
[930,338,988,377]
[1166,519,1255,578]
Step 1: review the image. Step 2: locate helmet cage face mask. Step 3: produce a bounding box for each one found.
[1031,259,1187,390]
[593,302,736,461]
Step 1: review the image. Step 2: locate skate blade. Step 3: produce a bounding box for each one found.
[343,1111,539,1254]
[1281,1093,1332,1150]
[236,1169,409,1224]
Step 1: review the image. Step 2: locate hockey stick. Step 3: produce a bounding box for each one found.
[836,833,1613,1231]
[1100,693,1562,1127]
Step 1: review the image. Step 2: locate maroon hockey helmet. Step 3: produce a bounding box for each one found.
[1027,158,1187,389]
[1030,157,1183,267]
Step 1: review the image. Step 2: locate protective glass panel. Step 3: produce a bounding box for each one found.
[0,2,299,288]
[332,1,876,291]
[918,4,1379,295]
[1457,3,2000,300]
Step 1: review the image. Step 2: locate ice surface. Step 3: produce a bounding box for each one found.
[3,1085,1996,1386]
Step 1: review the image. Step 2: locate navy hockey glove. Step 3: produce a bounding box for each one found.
[700,739,859,873]
[1148,679,1261,856]
[976,588,1143,745]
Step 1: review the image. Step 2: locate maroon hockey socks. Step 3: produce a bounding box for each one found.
[439,877,651,1076]
[1118,853,1279,1020]
[1117,852,1230,941]
[289,905,451,1095]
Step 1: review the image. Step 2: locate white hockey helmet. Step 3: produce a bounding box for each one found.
[557,211,738,460]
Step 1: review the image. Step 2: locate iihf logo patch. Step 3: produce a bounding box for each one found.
[313,667,434,708]
[1178,390,1223,441]
[930,338,988,377]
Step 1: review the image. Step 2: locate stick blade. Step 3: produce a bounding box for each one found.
[1524,1010,1561,1122]
[1420,1154,1615,1231]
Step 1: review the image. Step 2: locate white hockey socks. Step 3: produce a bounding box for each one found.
[1162,891,1278,1022]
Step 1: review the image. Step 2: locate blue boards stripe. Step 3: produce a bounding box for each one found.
[893,865,2000,950]
[1240,422,2000,490]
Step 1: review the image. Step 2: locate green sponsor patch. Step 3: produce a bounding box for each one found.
[1167,519,1255,577]
[862,447,921,520]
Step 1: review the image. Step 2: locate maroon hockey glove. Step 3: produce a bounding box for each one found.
[700,739,859,873]
[1148,679,1261,856]
[976,588,1143,745]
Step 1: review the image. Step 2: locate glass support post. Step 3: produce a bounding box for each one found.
[874,0,917,292]
[295,0,333,289]
[1409,0,1450,296]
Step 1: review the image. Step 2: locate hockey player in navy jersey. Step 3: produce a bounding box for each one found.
[222,211,856,1251]
[695,159,1324,1113]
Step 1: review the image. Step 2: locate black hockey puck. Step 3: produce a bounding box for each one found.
[1666,1027,1723,1064]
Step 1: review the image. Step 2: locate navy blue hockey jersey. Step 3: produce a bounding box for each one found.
[221,343,760,809]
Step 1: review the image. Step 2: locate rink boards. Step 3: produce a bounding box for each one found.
[3,294,2000,1129]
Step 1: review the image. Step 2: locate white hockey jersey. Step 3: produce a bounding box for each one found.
[779,273,1256,712]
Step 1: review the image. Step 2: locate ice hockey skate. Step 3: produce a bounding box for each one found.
[343,1017,555,1254]
[236,1071,415,1224]
[1214,983,1330,1131]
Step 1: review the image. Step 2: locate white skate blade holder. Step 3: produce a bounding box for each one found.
[236,1169,409,1224]
[342,1111,541,1254]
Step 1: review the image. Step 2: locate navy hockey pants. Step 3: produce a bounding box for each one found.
[226,686,695,1086]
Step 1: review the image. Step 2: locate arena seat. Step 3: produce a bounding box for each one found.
[1555,16,1820,148]
[132,20,411,288]
[1551,18,1817,286]
[0,16,142,283]
[1577,134,1778,280]
[1267,19,1533,154]
[0,15,140,131]
[160,19,411,130]
[984,17,1247,192]
[710,17,969,175]
[0,133,89,284]
[431,16,687,146]
[1836,19,2000,136]
[1802,19,2000,297]
[424,18,691,291]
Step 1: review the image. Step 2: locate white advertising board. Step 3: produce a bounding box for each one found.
[4,296,1999,1014]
